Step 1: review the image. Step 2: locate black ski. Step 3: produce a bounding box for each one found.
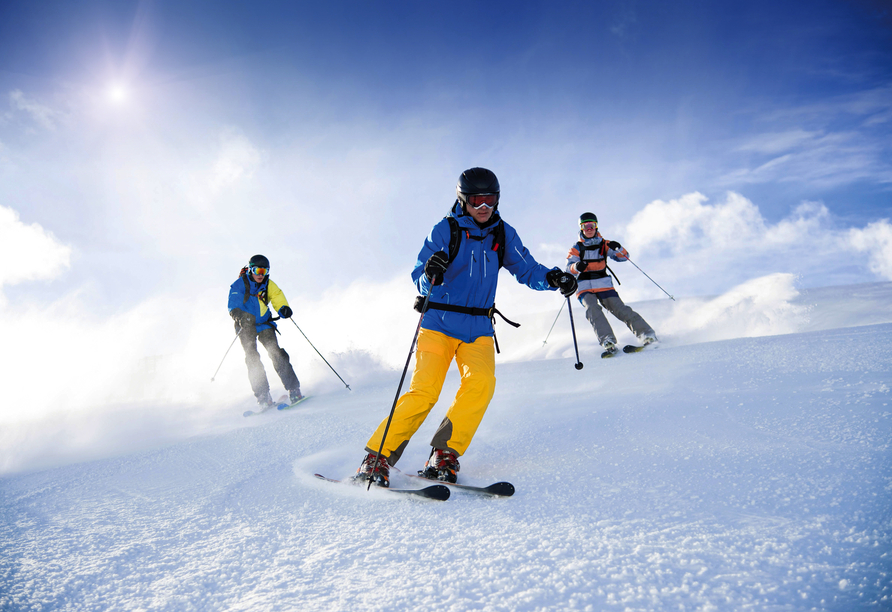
[623,342,658,354]
[601,347,619,358]
[428,479,515,497]
[313,473,450,501]
[394,467,515,497]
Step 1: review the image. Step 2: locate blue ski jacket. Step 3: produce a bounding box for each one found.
[413,201,559,344]
[228,274,290,333]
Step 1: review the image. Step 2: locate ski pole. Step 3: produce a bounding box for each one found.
[211,330,240,382]
[368,276,437,490]
[542,300,565,346]
[288,318,351,391]
[567,296,584,370]
[625,256,675,301]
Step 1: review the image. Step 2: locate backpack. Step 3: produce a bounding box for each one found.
[446,216,506,268]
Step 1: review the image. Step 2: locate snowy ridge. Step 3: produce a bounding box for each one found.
[1,282,891,611]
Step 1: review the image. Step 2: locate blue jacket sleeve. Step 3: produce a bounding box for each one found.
[500,223,558,292]
[412,219,452,294]
[228,279,246,312]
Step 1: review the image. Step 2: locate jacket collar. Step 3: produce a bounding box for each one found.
[450,200,502,232]
[578,231,602,245]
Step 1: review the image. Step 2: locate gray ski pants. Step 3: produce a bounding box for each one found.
[239,326,300,399]
[581,292,654,347]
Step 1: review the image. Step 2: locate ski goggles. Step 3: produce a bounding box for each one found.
[468,194,498,209]
[249,266,269,276]
[580,221,598,231]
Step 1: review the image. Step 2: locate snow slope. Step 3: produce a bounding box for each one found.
[2,281,891,611]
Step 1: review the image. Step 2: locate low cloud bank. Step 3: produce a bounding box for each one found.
[0,204,71,297]
[2,188,892,475]
[604,192,892,301]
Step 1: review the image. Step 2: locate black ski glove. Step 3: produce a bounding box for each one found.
[424,251,449,285]
[231,309,255,332]
[279,305,293,319]
[546,269,578,297]
[607,240,622,251]
[574,260,588,272]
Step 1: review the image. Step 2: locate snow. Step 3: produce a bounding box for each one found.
[2,280,891,611]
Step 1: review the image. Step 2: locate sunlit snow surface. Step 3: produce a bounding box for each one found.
[2,282,890,611]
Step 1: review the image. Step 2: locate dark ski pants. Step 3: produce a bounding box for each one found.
[239,327,300,399]
[581,292,654,347]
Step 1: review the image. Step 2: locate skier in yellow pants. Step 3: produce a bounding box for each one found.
[365,329,496,465]
[353,168,577,487]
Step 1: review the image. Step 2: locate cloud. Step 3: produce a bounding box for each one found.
[597,191,886,299]
[8,90,61,130]
[0,205,71,292]
[622,191,767,252]
[849,219,892,280]
[208,128,263,193]
[719,84,892,189]
[734,130,823,155]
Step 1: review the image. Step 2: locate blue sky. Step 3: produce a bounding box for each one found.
[0,0,890,318]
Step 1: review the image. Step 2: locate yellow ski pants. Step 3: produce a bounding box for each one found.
[365,328,496,465]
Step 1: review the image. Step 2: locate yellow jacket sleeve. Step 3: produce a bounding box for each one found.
[267,279,289,315]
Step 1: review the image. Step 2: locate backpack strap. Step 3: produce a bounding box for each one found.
[446,216,461,265]
[493,220,506,268]
[240,271,270,306]
[576,239,621,284]
[241,270,251,305]
[445,216,506,268]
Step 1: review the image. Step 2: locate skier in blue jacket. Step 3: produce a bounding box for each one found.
[228,254,302,410]
[353,167,578,487]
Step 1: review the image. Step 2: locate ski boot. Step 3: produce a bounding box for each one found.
[642,334,658,346]
[289,388,304,403]
[419,448,460,483]
[351,452,390,488]
[601,341,618,359]
[256,392,277,412]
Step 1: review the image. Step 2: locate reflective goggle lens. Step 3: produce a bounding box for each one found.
[580,222,597,231]
[468,194,498,209]
[250,266,269,276]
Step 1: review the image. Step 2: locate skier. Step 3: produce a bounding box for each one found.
[228,254,303,410]
[353,167,578,487]
[566,212,657,356]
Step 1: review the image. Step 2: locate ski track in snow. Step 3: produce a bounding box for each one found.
[2,286,891,611]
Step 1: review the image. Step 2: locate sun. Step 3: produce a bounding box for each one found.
[107,84,128,104]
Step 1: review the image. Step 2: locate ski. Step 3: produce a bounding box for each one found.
[623,342,658,354]
[601,348,618,359]
[278,395,311,411]
[313,473,451,501]
[243,394,308,417]
[243,407,273,417]
[393,467,515,497]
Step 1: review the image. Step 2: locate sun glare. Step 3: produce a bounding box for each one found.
[108,84,127,103]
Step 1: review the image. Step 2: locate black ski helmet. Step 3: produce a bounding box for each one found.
[456,167,500,210]
[579,212,598,225]
[248,254,270,274]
